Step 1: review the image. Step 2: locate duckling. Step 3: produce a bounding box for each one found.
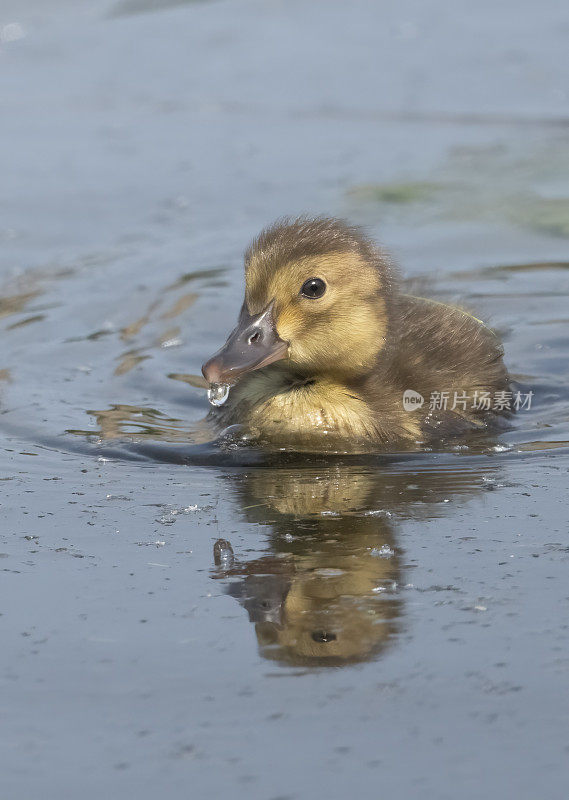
[202,216,511,449]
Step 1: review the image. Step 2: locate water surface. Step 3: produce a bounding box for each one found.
[1,1,569,798]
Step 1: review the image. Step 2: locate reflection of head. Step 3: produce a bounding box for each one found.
[217,465,401,666]
[246,540,400,666]
[215,461,499,667]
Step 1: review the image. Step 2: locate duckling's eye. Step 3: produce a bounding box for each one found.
[300,277,326,299]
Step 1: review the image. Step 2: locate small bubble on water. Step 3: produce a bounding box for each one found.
[157,513,175,525]
[314,568,345,577]
[363,509,392,518]
[370,544,395,559]
[372,581,398,594]
[156,504,199,524]
[1,23,26,43]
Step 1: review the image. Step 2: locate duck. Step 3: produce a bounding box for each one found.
[202,216,511,450]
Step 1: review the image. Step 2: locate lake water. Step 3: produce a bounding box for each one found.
[1,1,569,798]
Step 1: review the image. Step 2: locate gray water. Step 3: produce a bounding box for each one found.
[1,1,569,798]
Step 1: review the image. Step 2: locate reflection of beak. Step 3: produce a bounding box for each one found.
[201,300,289,386]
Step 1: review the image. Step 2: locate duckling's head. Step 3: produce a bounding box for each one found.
[202,216,396,386]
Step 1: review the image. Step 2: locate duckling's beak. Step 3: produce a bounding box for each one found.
[202,300,289,386]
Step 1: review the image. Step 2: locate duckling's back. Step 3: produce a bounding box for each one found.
[384,294,511,435]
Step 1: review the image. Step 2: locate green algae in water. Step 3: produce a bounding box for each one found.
[346,140,569,239]
[348,181,443,204]
[510,197,569,238]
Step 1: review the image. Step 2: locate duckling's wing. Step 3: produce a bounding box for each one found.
[395,294,506,385]
[392,294,511,430]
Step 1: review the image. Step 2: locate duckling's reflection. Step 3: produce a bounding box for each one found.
[212,463,495,667]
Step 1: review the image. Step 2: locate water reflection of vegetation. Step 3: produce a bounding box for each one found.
[68,405,186,440]
[109,0,209,19]
[212,463,497,667]
[67,402,214,444]
[66,399,196,440]
[110,267,225,375]
[0,289,41,320]
[347,140,569,238]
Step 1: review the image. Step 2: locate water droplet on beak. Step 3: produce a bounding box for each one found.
[207,383,231,407]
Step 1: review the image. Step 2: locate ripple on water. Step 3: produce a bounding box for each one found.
[1,252,569,669]
[0,251,568,470]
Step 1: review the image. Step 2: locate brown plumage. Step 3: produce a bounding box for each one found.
[202,216,511,450]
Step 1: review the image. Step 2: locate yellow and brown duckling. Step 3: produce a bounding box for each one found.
[202,216,510,449]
